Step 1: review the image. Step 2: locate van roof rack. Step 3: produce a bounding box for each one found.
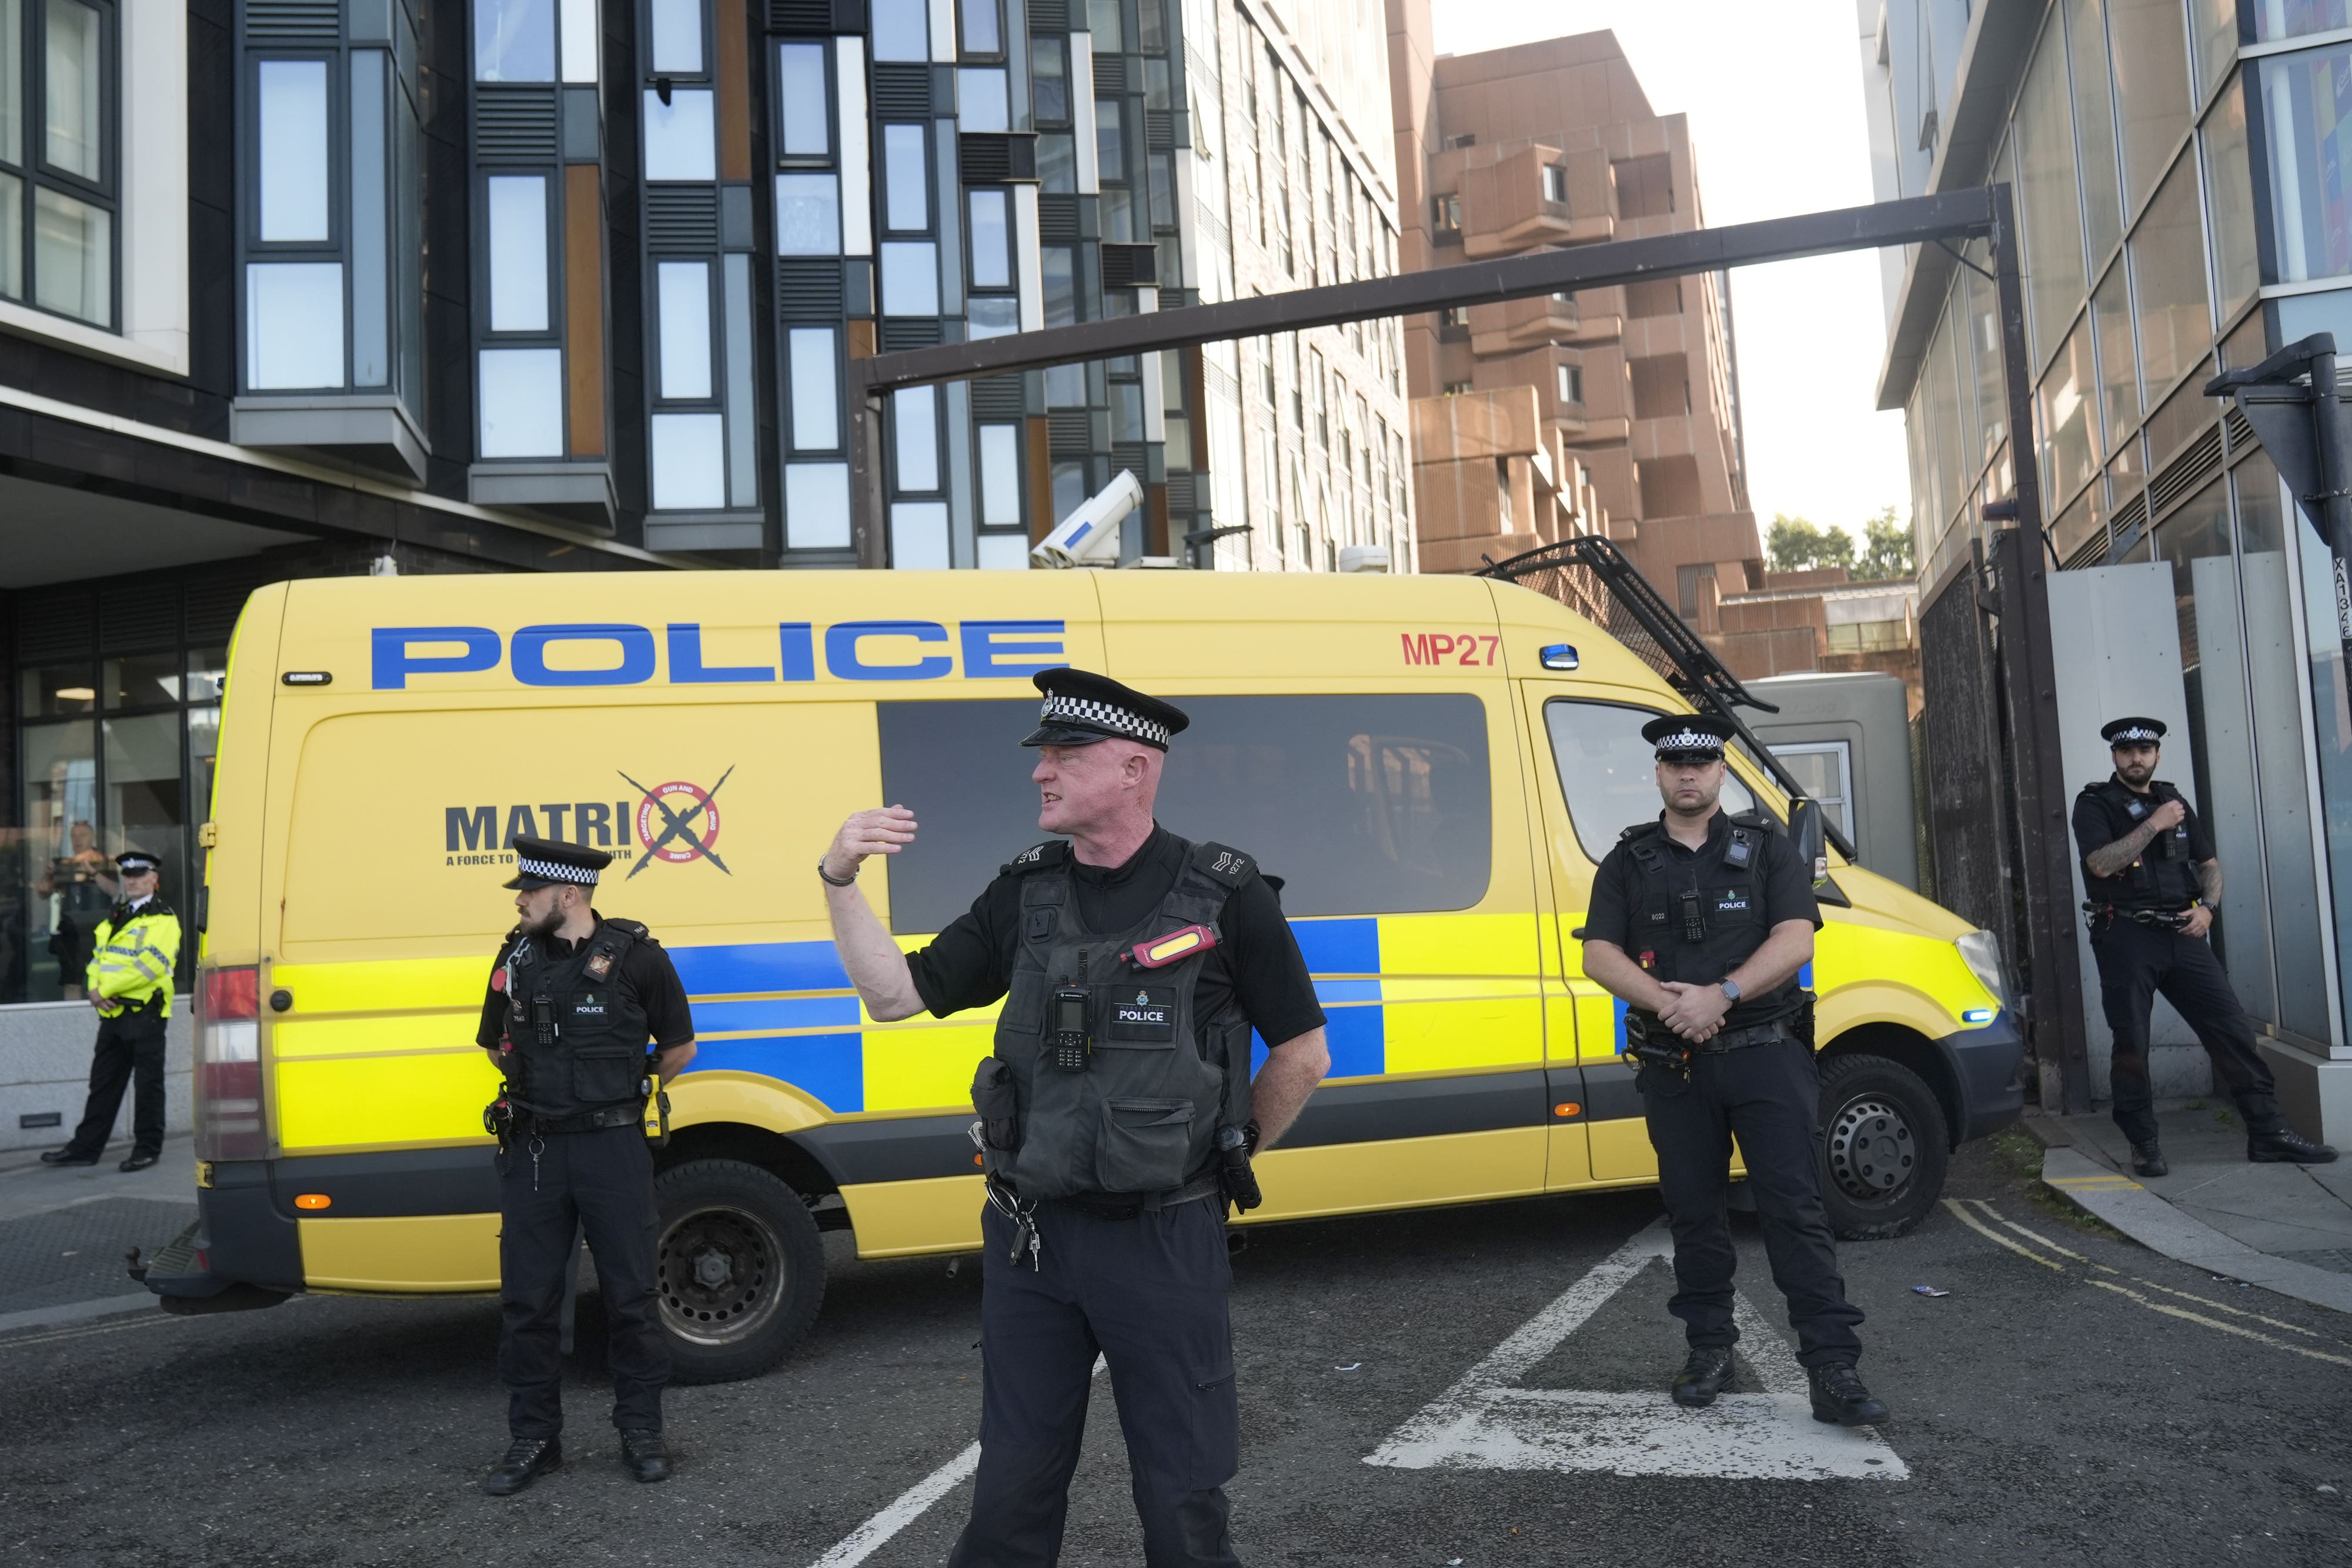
[1478,537,1860,860]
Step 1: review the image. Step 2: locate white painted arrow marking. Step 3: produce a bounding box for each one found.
[1365,1221,1905,1481]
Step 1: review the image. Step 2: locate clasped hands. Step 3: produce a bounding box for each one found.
[1653,979,1731,1043]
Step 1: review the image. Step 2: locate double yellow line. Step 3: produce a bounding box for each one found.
[1940,1197,2352,1369]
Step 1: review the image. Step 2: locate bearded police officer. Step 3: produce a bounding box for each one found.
[473,837,698,1496]
[820,669,1330,1568]
[2074,717,2335,1177]
[1579,715,1887,1427]
[41,849,179,1173]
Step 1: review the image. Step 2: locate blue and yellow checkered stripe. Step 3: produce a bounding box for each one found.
[265,912,1544,1148]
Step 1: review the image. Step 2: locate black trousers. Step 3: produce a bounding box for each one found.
[64,1006,167,1159]
[1640,1035,1865,1370]
[2091,917,2282,1146]
[496,1124,670,1437]
[947,1198,1241,1568]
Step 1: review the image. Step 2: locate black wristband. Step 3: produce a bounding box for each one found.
[817,858,856,887]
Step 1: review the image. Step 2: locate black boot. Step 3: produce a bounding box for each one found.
[482,1436,562,1496]
[619,1429,671,1483]
[1808,1363,1889,1427]
[2131,1141,2168,1178]
[1670,1346,1734,1408]
[2249,1126,2339,1164]
[118,1152,159,1173]
[39,1148,98,1166]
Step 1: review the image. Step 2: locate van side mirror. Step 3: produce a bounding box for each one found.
[1789,798,1829,888]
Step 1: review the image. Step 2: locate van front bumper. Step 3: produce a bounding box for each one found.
[1937,1009,2027,1144]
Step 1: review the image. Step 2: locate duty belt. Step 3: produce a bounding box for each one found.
[2084,901,2193,931]
[522,1104,643,1135]
[1689,1021,1794,1054]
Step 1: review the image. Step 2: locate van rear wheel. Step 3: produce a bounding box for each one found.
[653,1159,825,1384]
[1818,1053,1949,1241]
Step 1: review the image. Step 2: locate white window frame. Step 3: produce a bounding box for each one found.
[0,0,183,373]
[1772,740,1855,838]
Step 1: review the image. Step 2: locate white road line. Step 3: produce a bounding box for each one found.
[0,1291,160,1336]
[806,1442,981,1568]
[0,1310,172,1353]
[806,1356,1105,1568]
[1366,1221,1905,1481]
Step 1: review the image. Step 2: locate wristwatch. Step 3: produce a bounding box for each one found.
[1718,978,1742,1003]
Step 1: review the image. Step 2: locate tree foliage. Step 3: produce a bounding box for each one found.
[1859,505,1915,581]
[1766,513,1855,573]
[1765,507,1916,581]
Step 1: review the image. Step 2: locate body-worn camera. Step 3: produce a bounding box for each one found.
[1049,985,1090,1072]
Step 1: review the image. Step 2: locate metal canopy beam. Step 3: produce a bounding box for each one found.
[849,186,1998,398]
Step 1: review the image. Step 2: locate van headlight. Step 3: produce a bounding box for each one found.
[1955,930,2006,1011]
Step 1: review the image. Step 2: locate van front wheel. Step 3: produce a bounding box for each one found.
[652,1159,826,1384]
[1817,1054,1949,1241]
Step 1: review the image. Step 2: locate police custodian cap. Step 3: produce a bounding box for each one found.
[1021,668,1191,751]
[1641,713,1737,757]
[505,835,613,890]
[2102,716,2167,745]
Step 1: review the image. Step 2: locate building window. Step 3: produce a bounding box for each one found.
[1435,192,1459,233]
[1442,379,1471,396]
[1031,36,1067,123]
[240,3,422,416]
[1557,363,1583,404]
[871,0,927,62]
[1542,163,1567,205]
[776,42,830,157]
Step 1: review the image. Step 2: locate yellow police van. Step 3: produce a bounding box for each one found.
[142,569,2020,1382]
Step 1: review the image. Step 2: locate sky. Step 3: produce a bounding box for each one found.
[1430,0,1911,541]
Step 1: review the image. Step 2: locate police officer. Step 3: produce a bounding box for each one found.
[473,837,697,1496]
[2074,717,2336,1177]
[820,669,1331,1568]
[1579,716,1887,1427]
[40,849,179,1173]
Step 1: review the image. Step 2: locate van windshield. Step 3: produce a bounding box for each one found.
[877,693,1493,931]
[1544,700,1758,863]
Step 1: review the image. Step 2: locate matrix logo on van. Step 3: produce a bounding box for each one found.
[443,767,733,878]
[374,621,1068,689]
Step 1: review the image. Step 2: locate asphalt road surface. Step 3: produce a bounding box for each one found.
[4,1136,2347,1568]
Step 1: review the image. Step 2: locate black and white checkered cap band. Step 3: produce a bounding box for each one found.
[1652,728,1723,754]
[1040,693,1171,747]
[2110,725,2161,743]
[517,855,599,885]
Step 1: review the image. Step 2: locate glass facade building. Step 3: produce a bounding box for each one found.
[0,0,1411,1005]
[1866,0,2352,1058]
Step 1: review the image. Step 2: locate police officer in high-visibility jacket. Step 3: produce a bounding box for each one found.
[41,849,181,1173]
[1579,716,1888,1427]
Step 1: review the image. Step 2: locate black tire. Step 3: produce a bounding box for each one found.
[1818,1053,1949,1241]
[652,1158,826,1385]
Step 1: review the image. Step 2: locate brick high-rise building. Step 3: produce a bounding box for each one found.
[1386,9,1762,618]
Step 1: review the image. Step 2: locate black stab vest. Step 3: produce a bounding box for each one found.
[499,917,655,1119]
[1619,812,1775,1023]
[2080,778,2199,908]
[975,835,1257,1202]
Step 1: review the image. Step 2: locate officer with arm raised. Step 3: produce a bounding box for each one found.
[1579,715,1888,1427]
[473,837,699,1497]
[820,669,1330,1568]
[2074,717,2334,1177]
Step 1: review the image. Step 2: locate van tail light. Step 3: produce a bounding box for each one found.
[195,965,266,1162]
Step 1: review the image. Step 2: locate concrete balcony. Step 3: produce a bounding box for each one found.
[1456,145,1616,258]
[1468,292,1583,356]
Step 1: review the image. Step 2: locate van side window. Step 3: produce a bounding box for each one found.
[1544,700,1754,864]
[876,694,1493,931]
